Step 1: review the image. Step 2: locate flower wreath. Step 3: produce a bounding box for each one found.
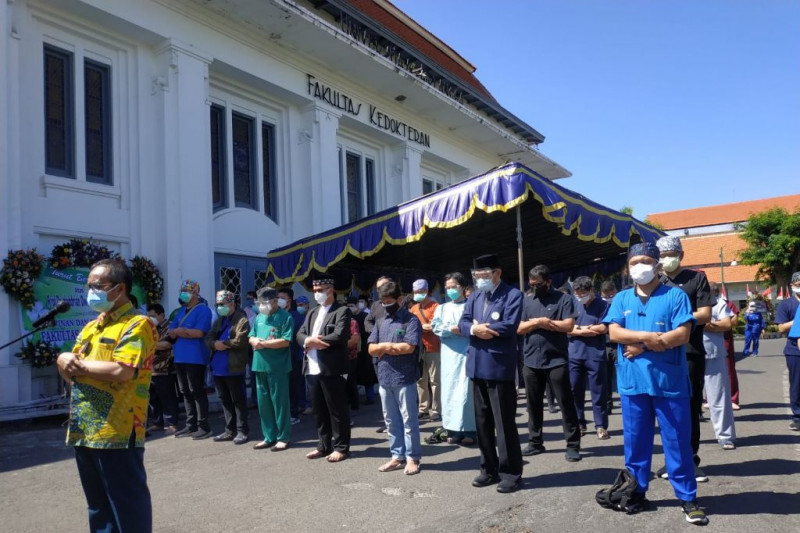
[49,238,119,269]
[15,339,59,368]
[0,249,44,308]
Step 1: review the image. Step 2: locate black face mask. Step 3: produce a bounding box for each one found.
[382,302,400,316]
[532,284,549,298]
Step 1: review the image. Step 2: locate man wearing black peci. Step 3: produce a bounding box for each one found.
[458,254,524,493]
[296,275,353,462]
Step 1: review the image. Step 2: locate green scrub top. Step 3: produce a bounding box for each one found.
[249,309,294,373]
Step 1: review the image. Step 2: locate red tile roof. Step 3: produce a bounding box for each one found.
[698,265,761,284]
[680,233,747,265]
[679,233,760,284]
[647,194,800,230]
[346,0,495,101]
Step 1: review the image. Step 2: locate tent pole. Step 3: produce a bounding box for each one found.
[516,205,524,291]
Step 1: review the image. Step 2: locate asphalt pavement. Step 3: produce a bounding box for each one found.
[1,338,798,532]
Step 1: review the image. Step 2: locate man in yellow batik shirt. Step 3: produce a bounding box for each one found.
[57,259,157,533]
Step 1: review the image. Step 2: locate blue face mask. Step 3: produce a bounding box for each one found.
[413,293,426,303]
[87,286,117,313]
[217,305,230,317]
[446,288,461,301]
[179,291,192,304]
[475,278,494,292]
[297,306,307,315]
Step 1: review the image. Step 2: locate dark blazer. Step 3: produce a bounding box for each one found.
[458,280,523,381]
[296,302,352,376]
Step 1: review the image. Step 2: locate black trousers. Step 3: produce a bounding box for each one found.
[214,375,249,435]
[346,358,360,411]
[148,374,179,428]
[605,344,618,408]
[686,351,705,463]
[472,377,523,482]
[307,374,351,454]
[522,364,581,449]
[175,363,209,432]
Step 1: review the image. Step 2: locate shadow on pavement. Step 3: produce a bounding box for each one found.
[738,402,788,410]
[531,466,622,489]
[734,413,794,423]
[700,491,800,515]
[705,458,800,477]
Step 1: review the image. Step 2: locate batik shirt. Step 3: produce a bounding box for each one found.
[67,302,157,449]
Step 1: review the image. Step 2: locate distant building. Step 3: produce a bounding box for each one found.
[647,194,800,306]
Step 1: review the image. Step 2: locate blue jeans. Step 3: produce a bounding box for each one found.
[73,432,152,533]
[379,382,422,461]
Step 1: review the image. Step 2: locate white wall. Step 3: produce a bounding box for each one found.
[0,0,541,409]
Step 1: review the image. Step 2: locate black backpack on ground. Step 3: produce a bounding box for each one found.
[595,469,645,514]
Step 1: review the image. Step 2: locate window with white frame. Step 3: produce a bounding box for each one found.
[43,44,113,184]
[422,167,448,195]
[338,143,378,224]
[209,95,279,221]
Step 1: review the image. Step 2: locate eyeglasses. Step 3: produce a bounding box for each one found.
[471,270,495,280]
[86,282,114,291]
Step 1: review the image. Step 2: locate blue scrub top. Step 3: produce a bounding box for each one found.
[170,303,212,365]
[568,297,609,361]
[603,284,695,398]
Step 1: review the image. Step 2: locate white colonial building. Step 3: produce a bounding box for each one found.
[0,0,568,414]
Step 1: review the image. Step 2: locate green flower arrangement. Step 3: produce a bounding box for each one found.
[16,340,59,368]
[0,249,44,308]
[130,256,164,305]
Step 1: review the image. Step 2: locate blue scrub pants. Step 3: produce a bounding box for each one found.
[568,356,609,430]
[621,394,697,501]
[743,327,761,355]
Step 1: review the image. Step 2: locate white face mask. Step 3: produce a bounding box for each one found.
[149,316,159,326]
[630,263,656,285]
[277,298,288,309]
[792,286,800,295]
[660,256,681,273]
[577,295,591,305]
[358,302,367,311]
[314,291,328,305]
[258,303,270,315]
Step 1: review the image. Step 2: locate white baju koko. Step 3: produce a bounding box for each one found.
[432,300,476,434]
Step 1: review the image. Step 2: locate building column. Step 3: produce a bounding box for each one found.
[297,104,341,233]
[0,0,25,406]
[153,40,215,303]
[388,143,423,206]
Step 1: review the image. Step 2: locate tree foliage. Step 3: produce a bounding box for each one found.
[619,206,634,216]
[738,207,800,286]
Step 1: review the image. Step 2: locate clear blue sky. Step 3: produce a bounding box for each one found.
[394,0,800,218]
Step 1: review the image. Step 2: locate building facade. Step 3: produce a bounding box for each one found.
[0,0,568,411]
[647,194,800,307]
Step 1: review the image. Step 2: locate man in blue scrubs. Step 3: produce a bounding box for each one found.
[603,242,708,525]
[568,276,611,440]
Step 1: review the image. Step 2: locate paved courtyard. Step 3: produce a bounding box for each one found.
[1,338,798,532]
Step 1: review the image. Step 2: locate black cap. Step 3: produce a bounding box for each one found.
[346,296,358,304]
[473,254,500,270]
[311,273,335,287]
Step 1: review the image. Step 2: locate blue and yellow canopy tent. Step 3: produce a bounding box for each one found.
[265,162,664,293]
